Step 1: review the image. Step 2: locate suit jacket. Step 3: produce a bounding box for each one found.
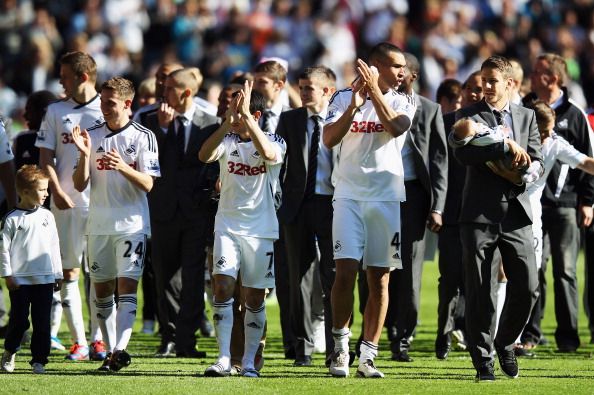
[454,100,543,227]
[407,94,448,214]
[143,108,220,222]
[276,107,338,224]
[441,111,466,225]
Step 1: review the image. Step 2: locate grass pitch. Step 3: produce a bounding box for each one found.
[1,254,593,394]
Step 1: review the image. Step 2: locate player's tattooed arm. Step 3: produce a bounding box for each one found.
[71,125,91,192]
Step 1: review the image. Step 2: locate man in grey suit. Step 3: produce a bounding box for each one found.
[143,68,219,358]
[276,66,337,367]
[387,53,448,362]
[452,56,542,381]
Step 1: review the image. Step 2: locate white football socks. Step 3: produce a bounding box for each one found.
[115,294,137,351]
[61,278,88,346]
[212,297,233,369]
[243,303,266,370]
[95,295,116,352]
[49,290,62,338]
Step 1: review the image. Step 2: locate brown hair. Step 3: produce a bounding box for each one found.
[15,165,49,195]
[253,60,287,83]
[436,79,462,103]
[101,77,135,101]
[481,55,513,79]
[536,53,567,87]
[60,51,97,83]
[529,99,556,130]
[298,66,336,87]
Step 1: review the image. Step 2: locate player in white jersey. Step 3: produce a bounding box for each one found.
[35,51,106,361]
[72,77,160,372]
[199,81,286,378]
[323,42,416,378]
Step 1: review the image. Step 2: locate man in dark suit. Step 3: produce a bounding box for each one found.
[143,67,219,358]
[276,66,337,367]
[386,53,448,363]
[452,56,542,381]
[434,74,483,359]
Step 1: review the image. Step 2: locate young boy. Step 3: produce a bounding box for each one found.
[450,118,541,183]
[0,165,62,374]
[72,76,160,372]
[199,81,286,378]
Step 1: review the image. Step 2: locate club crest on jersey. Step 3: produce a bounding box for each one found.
[334,240,342,253]
[230,150,240,157]
[96,146,105,154]
[216,257,226,267]
[124,144,137,156]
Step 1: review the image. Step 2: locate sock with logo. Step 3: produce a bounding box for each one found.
[62,278,88,346]
[242,302,266,370]
[115,294,137,351]
[213,297,233,369]
[95,295,116,352]
[50,290,62,338]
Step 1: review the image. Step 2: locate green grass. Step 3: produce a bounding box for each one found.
[2,254,593,394]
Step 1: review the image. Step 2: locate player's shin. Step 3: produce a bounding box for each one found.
[95,295,116,351]
[114,294,137,351]
[213,297,234,368]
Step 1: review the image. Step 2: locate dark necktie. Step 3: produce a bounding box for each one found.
[493,110,504,126]
[261,110,273,133]
[176,116,186,157]
[304,115,321,199]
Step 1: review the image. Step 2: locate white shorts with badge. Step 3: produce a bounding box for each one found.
[87,233,147,282]
[53,207,89,270]
[212,231,275,289]
[332,198,402,270]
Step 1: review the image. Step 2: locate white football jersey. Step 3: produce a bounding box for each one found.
[0,118,14,164]
[213,132,286,239]
[527,133,587,200]
[85,120,160,235]
[35,95,104,208]
[325,88,416,202]
[0,206,62,284]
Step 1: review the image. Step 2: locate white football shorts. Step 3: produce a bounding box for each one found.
[87,233,147,282]
[332,198,402,270]
[53,207,88,270]
[212,231,275,289]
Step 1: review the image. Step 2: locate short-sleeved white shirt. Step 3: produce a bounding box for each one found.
[212,132,286,239]
[0,118,14,164]
[35,95,104,208]
[85,120,160,235]
[527,133,587,198]
[325,88,416,202]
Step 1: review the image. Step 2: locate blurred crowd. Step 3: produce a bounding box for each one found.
[2,0,594,132]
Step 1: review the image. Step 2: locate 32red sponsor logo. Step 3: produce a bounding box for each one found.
[350,121,385,134]
[96,158,137,171]
[61,133,75,144]
[227,161,266,176]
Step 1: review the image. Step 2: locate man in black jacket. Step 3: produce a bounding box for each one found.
[521,53,594,352]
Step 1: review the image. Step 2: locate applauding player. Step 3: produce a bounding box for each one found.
[72,77,160,372]
[199,81,286,378]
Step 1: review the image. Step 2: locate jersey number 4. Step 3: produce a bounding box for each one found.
[391,232,401,260]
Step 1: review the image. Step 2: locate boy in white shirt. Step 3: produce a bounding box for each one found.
[199,81,286,378]
[72,77,160,372]
[0,165,62,374]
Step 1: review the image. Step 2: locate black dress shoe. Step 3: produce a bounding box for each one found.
[155,341,176,357]
[0,325,7,339]
[391,350,413,362]
[176,348,207,358]
[293,355,312,367]
[435,335,451,360]
[475,364,495,382]
[495,346,519,378]
[557,344,578,353]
